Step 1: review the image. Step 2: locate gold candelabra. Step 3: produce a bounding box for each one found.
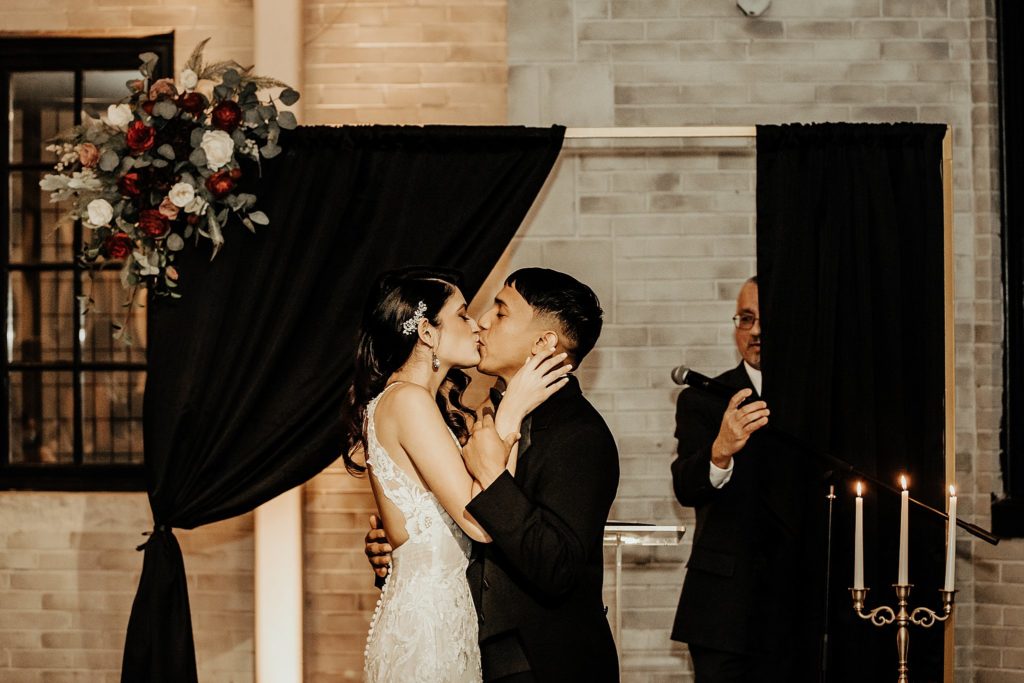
[849,585,956,682]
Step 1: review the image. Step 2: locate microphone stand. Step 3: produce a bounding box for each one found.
[761,423,998,545]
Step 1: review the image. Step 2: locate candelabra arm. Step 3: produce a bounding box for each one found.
[849,588,896,626]
[910,589,957,628]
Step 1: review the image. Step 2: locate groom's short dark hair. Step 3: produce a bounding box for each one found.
[506,268,603,363]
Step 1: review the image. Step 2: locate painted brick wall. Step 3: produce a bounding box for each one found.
[505,0,1013,681]
[0,493,253,683]
[302,0,506,124]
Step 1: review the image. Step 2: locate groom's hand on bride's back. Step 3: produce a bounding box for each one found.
[365,514,392,578]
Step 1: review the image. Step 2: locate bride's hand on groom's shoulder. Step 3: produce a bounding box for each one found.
[495,347,571,437]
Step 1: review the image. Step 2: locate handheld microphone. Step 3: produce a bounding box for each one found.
[670,366,747,402]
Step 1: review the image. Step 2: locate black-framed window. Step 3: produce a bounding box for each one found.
[1,35,173,491]
[996,3,1024,536]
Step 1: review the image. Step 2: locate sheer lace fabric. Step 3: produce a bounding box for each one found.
[363,384,482,683]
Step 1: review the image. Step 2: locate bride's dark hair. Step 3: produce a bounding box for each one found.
[339,267,475,475]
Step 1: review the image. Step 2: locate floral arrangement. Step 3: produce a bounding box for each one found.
[40,39,300,338]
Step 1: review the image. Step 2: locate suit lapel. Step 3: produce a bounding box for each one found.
[513,415,532,483]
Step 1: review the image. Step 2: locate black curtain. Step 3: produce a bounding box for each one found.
[121,125,565,682]
[756,123,947,682]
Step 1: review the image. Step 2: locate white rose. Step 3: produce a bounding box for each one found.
[105,103,133,130]
[168,182,196,208]
[200,129,234,170]
[86,198,114,227]
[180,68,199,90]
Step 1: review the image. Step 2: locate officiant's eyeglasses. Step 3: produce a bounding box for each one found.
[732,314,759,330]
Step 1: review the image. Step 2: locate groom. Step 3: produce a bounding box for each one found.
[367,267,620,681]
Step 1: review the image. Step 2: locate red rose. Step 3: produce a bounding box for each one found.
[211,101,242,132]
[126,120,156,155]
[229,167,242,181]
[137,209,169,237]
[141,100,155,115]
[118,171,142,197]
[205,170,235,198]
[178,92,207,115]
[104,232,133,260]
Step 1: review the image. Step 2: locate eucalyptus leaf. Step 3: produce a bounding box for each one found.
[221,69,241,87]
[156,144,175,160]
[217,208,228,224]
[99,151,120,172]
[244,108,262,126]
[248,210,269,225]
[189,148,207,167]
[190,127,205,148]
[241,217,255,233]
[184,224,194,239]
[166,233,185,252]
[260,142,281,159]
[213,84,232,100]
[231,129,247,147]
[152,159,168,168]
[153,100,178,119]
[277,111,297,130]
[257,104,277,120]
[236,193,257,209]
[139,52,159,65]
[133,159,151,169]
[279,88,300,106]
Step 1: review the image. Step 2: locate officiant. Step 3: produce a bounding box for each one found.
[670,277,813,683]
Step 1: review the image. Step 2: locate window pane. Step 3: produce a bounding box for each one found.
[9,72,75,165]
[9,170,75,263]
[82,270,148,362]
[8,269,74,362]
[82,371,145,465]
[83,70,136,120]
[7,371,74,464]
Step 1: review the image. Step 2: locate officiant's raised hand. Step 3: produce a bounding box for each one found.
[463,413,520,489]
[364,514,391,578]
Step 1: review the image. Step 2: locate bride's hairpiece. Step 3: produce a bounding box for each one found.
[401,301,428,335]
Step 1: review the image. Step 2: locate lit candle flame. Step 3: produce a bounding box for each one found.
[950,484,956,496]
[856,481,863,497]
[900,475,908,490]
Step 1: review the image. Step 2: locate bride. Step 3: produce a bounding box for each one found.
[339,268,569,682]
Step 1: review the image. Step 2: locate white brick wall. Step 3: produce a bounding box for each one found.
[507,0,1014,680]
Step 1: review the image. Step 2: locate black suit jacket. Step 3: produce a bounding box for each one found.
[670,364,804,658]
[466,376,620,681]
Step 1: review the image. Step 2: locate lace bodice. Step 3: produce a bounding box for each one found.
[363,383,481,682]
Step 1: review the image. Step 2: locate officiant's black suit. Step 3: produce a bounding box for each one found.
[466,376,620,682]
[670,364,807,681]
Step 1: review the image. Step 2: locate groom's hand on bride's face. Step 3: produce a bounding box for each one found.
[464,414,519,489]
[365,514,392,578]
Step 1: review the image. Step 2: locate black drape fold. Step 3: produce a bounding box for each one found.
[756,122,947,682]
[122,125,564,682]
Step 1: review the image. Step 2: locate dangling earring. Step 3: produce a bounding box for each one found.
[431,350,440,372]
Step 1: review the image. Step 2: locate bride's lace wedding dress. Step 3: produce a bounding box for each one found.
[363,384,482,683]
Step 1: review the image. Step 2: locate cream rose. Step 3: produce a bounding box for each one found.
[168,182,196,208]
[180,68,199,90]
[86,198,114,227]
[105,104,133,130]
[200,129,234,170]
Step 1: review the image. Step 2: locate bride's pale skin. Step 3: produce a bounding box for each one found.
[368,289,569,548]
